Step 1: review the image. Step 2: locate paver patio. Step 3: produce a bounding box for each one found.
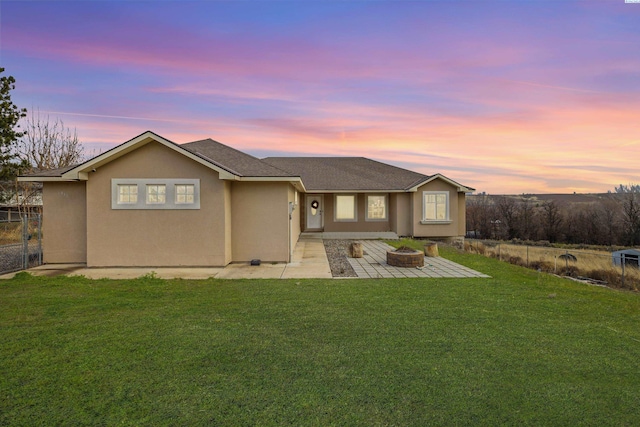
[347,240,490,279]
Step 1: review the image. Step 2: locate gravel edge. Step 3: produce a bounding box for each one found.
[323,239,358,277]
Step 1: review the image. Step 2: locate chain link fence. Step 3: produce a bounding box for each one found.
[465,239,639,291]
[0,211,42,275]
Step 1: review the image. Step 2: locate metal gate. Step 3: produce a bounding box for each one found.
[0,212,42,274]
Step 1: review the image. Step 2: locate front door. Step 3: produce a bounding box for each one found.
[306,195,323,230]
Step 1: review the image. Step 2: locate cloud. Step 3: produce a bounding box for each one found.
[4,0,640,194]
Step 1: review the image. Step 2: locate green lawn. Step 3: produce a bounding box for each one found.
[1,247,640,426]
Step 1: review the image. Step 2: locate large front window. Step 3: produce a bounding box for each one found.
[335,194,357,221]
[423,191,449,221]
[366,194,387,220]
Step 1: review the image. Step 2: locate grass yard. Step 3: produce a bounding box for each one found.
[461,240,640,291]
[2,247,640,426]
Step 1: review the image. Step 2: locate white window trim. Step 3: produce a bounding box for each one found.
[334,194,357,222]
[365,194,388,222]
[146,184,167,205]
[421,191,451,224]
[116,184,138,205]
[111,179,200,210]
[175,184,196,205]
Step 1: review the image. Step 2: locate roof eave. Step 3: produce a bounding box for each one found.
[304,189,410,193]
[406,173,474,193]
[237,176,307,192]
[17,176,78,182]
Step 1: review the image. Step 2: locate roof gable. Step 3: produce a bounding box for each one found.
[407,173,475,193]
[60,131,240,181]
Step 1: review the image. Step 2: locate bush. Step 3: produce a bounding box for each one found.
[529,260,555,273]
[561,265,580,277]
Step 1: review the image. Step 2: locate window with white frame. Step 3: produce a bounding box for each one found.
[366,194,387,220]
[175,184,195,204]
[335,194,357,221]
[423,191,449,221]
[117,184,138,204]
[146,184,166,204]
[111,179,200,210]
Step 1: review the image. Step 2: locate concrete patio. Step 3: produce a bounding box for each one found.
[1,238,488,280]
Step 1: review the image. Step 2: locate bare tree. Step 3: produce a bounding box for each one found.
[18,109,83,172]
[541,200,563,243]
[15,110,84,214]
[599,196,620,247]
[621,190,640,246]
[496,196,519,239]
[466,193,496,239]
[517,196,537,240]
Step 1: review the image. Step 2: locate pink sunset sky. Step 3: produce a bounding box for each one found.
[1,0,639,194]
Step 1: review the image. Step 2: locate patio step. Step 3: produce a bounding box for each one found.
[300,232,399,240]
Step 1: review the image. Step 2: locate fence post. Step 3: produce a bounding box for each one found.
[37,213,42,266]
[622,254,625,288]
[21,215,29,270]
[526,245,529,267]
[565,250,569,273]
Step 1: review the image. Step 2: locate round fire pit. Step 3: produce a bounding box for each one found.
[387,246,424,268]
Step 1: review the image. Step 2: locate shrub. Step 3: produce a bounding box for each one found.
[561,265,580,277]
[529,260,555,273]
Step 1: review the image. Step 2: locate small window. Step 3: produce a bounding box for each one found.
[366,195,387,220]
[117,184,138,204]
[112,179,200,210]
[423,191,449,221]
[175,184,195,204]
[146,184,166,204]
[335,194,357,221]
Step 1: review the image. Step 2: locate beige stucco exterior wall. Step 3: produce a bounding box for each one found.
[389,192,412,236]
[412,179,463,238]
[289,186,301,258]
[231,181,290,262]
[224,181,232,265]
[42,181,87,263]
[86,141,229,267]
[320,193,391,232]
[457,192,467,236]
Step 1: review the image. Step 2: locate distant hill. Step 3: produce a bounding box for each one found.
[468,193,620,205]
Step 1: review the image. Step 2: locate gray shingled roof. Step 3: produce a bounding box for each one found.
[182,139,295,177]
[20,164,77,178]
[19,137,443,192]
[261,157,430,191]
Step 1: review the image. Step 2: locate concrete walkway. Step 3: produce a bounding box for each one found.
[348,240,490,279]
[0,238,332,280]
[1,239,487,280]
[214,238,332,279]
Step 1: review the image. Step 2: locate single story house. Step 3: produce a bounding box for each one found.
[19,131,474,267]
